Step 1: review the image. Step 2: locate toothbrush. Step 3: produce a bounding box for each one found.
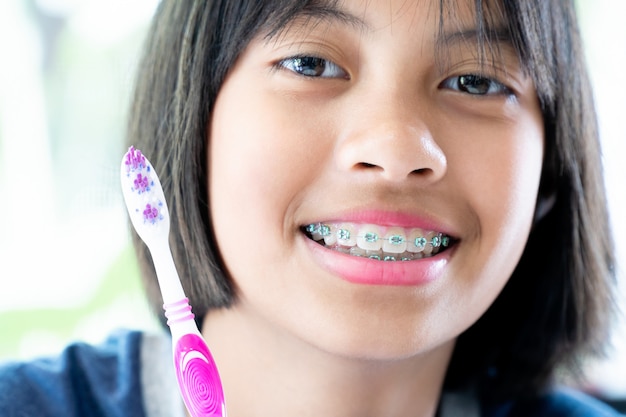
[120,146,226,417]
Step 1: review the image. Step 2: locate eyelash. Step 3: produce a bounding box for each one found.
[439,74,514,97]
[276,55,349,79]
[276,55,514,98]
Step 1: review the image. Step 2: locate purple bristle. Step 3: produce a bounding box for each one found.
[125,146,147,173]
[134,173,150,194]
[143,202,162,224]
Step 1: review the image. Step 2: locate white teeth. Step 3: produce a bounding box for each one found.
[304,222,451,261]
[366,249,383,260]
[349,246,366,257]
[382,227,407,254]
[307,224,326,241]
[407,229,427,253]
[336,223,357,247]
[323,229,337,246]
[423,231,437,255]
[357,225,383,251]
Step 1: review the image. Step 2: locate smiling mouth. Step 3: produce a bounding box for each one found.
[302,222,453,261]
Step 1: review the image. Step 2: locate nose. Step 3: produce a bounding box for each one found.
[335,97,447,184]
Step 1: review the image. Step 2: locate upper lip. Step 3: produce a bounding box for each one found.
[299,208,459,238]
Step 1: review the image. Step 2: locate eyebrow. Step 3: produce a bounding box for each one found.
[438,28,513,47]
[265,1,371,39]
[433,26,521,76]
[436,26,517,65]
[268,1,514,53]
[303,3,371,31]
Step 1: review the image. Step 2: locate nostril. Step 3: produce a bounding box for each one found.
[355,162,435,179]
[357,162,378,169]
[410,168,431,175]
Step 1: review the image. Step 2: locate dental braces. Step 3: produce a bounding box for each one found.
[304,223,451,249]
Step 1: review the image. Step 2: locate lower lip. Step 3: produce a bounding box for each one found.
[303,236,451,286]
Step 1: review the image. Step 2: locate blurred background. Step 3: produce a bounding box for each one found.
[0,0,161,358]
[0,0,624,406]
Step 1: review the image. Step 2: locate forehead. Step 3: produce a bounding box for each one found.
[347,0,504,30]
[269,0,508,34]
[264,0,511,57]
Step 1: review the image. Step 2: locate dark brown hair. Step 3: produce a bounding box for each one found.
[125,0,616,403]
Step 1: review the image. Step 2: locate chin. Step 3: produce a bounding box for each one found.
[294,318,457,363]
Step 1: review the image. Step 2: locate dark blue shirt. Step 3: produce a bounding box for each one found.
[0,329,622,416]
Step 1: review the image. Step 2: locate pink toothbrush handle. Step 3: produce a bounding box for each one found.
[173,334,226,417]
[165,299,226,417]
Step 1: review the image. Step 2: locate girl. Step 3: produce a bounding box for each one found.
[0,0,622,416]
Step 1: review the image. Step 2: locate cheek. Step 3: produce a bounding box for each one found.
[484,147,541,272]
[492,130,544,231]
[433,121,544,330]
[208,81,331,274]
[211,90,321,191]
[476,141,541,217]
[448,111,544,228]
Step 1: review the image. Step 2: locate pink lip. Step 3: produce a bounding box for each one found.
[304,237,451,286]
[306,209,456,235]
[301,210,456,286]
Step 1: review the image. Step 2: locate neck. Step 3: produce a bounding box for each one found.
[201,306,455,417]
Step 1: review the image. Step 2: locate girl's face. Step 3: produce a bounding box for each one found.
[209,0,543,360]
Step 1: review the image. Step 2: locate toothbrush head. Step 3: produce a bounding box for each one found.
[120,146,170,247]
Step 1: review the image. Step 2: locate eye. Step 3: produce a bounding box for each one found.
[277,55,348,79]
[440,74,512,96]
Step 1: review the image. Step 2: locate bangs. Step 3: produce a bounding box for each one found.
[435,0,510,68]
